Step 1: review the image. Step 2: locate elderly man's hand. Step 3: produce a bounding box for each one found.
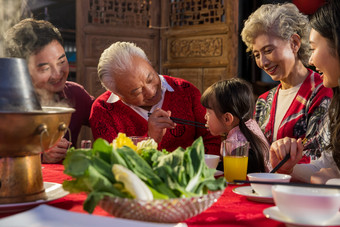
[148,108,176,144]
[269,137,303,174]
[42,138,71,163]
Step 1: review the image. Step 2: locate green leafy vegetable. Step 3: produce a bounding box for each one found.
[62,137,226,213]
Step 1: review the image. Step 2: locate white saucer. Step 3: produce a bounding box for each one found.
[263,206,340,227]
[232,186,274,203]
[0,182,68,213]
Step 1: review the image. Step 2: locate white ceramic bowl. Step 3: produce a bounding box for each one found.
[272,185,340,225]
[204,154,220,169]
[247,173,291,197]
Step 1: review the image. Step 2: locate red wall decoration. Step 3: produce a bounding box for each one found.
[292,0,326,15]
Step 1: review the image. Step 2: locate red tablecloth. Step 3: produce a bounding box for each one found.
[1,164,283,226]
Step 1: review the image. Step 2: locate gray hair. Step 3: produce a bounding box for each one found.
[97,41,150,91]
[241,3,311,66]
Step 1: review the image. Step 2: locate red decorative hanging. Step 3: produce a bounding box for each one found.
[292,0,326,15]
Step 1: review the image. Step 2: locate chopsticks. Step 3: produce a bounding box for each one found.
[170,117,207,128]
[232,180,340,189]
[270,138,308,173]
[148,113,207,129]
[270,154,290,173]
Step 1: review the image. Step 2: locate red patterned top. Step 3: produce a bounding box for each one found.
[255,70,333,162]
[89,75,221,155]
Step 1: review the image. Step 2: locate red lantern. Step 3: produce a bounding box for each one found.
[293,0,326,15]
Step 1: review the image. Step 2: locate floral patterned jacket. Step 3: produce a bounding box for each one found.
[255,69,333,162]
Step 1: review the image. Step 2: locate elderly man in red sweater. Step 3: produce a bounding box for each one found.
[90,42,220,155]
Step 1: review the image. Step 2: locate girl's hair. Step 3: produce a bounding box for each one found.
[97,41,150,91]
[201,78,268,172]
[4,18,63,61]
[310,0,340,169]
[241,3,311,65]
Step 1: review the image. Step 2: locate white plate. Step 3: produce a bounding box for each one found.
[232,186,274,203]
[0,182,68,213]
[263,206,340,227]
[0,204,187,227]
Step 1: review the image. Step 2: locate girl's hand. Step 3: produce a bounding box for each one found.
[147,108,176,144]
[269,137,303,174]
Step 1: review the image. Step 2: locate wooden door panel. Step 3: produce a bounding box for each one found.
[84,66,105,98]
[76,0,161,145]
[165,33,229,67]
[161,0,239,94]
[83,34,160,69]
[77,0,160,97]
[168,68,203,91]
[203,67,227,91]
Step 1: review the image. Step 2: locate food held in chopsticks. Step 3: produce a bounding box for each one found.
[169,116,207,129]
[148,112,207,128]
[62,133,226,213]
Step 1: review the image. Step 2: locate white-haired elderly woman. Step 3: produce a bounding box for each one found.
[89,41,221,155]
[241,3,332,163]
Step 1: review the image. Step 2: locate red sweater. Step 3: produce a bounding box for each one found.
[89,75,221,155]
[59,81,94,146]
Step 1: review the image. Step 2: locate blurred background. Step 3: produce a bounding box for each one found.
[0,0,325,144]
[0,0,325,97]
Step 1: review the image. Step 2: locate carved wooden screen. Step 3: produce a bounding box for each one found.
[76,0,160,98]
[87,0,151,27]
[75,0,160,145]
[170,0,225,26]
[161,0,239,93]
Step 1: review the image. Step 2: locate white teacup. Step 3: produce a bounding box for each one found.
[272,185,340,224]
[247,172,291,197]
[204,154,220,169]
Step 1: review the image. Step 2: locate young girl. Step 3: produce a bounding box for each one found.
[201,78,270,173]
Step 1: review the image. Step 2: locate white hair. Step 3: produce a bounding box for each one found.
[97,41,150,91]
[241,3,311,65]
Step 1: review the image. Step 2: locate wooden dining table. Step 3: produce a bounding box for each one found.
[0,164,283,226]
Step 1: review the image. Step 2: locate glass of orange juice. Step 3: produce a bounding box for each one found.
[221,139,249,183]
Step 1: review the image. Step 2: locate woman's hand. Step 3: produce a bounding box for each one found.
[147,108,176,144]
[311,168,340,184]
[42,138,71,163]
[269,137,303,174]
